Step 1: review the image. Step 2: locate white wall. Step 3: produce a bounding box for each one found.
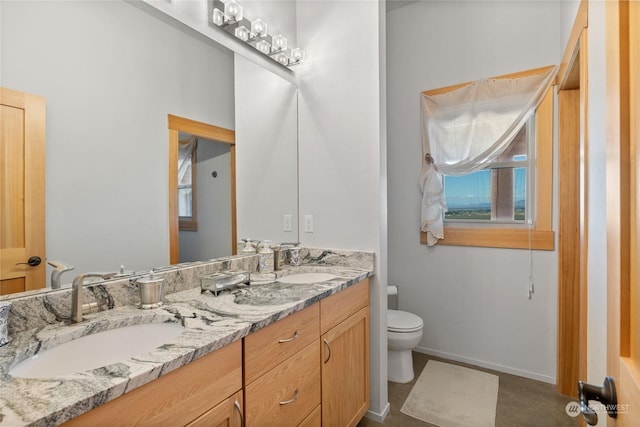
[1,1,234,280]
[387,1,563,383]
[296,0,389,419]
[179,140,232,262]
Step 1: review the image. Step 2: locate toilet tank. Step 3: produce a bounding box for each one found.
[388,285,398,310]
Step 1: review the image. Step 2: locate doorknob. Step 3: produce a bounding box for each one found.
[578,376,617,425]
[16,256,42,267]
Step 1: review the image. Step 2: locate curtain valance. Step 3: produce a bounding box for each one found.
[419,66,557,246]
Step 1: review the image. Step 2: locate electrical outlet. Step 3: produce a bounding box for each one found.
[304,215,314,233]
[283,214,293,232]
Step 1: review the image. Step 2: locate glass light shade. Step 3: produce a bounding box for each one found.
[256,40,271,55]
[271,34,288,52]
[275,52,289,66]
[212,8,225,26]
[224,1,243,22]
[251,19,268,38]
[290,48,305,63]
[235,26,250,42]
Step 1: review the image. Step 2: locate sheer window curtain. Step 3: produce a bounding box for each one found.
[419,66,557,246]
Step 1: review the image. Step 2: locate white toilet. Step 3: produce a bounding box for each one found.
[387,307,424,383]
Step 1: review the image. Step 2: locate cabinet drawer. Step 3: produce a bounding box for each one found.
[320,278,369,334]
[62,340,242,427]
[244,303,319,383]
[245,340,321,427]
[298,405,321,427]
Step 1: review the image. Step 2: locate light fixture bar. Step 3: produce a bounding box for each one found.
[211,0,305,69]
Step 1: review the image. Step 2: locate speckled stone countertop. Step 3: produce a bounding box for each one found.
[0,248,374,426]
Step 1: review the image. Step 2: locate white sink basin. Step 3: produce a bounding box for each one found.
[9,322,184,379]
[277,272,337,284]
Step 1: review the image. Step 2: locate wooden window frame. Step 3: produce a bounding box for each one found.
[420,69,555,250]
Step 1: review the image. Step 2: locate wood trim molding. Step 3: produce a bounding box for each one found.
[422,65,556,96]
[556,89,581,396]
[422,228,554,250]
[168,115,236,264]
[558,0,588,91]
[168,115,235,144]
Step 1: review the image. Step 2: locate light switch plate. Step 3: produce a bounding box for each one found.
[304,215,314,233]
[283,214,293,232]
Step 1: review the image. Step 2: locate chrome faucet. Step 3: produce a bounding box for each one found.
[47,260,75,289]
[71,272,117,323]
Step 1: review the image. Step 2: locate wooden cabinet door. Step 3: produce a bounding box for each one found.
[187,391,243,427]
[321,306,369,427]
[0,87,46,294]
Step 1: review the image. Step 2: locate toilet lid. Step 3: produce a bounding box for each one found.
[387,309,423,333]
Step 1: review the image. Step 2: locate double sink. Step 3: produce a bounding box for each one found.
[8,272,338,380]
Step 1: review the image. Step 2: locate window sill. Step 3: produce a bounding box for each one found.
[421,227,555,250]
[179,219,198,232]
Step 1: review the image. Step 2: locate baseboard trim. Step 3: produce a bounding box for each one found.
[414,346,556,384]
[365,402,390,423]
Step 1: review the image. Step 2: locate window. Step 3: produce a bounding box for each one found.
[444,117,533,224]
[178,136,198,231]
[420,74,555,250]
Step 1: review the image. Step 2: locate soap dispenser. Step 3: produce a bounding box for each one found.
[241,239,257,254]
[258,240,275,272]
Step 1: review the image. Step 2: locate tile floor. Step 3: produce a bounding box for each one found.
[358,352,579,427]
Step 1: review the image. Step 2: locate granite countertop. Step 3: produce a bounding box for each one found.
[0,264,373,426]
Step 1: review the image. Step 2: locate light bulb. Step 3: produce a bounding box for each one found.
[251,19,268,38]
[271,34,288,52]
[235,26,250,42]
[275,52,289,66]
[256,40,271,54]
[290,48,305,64]
[212,8,225,26]
[224,1,243,22]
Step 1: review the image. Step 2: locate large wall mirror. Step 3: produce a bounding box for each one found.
[0,0,298,296]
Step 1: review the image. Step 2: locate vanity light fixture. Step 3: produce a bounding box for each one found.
[212,0,305,68]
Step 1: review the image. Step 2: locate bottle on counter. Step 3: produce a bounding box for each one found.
[241,238,257,254]
[258,240,274,272]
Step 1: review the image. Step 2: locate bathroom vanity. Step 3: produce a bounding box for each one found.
[0,248,373,427]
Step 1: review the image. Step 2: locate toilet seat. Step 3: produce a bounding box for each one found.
[387,309,423,333]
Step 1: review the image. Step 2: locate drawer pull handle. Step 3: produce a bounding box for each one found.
[279,389,300,405]
[278,330,299,343]
[234,400,244,427]
[323,339,331,363]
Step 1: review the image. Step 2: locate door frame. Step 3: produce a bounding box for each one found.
[606,0,640,423]
[556,0,588,397]
[168,114,236,264]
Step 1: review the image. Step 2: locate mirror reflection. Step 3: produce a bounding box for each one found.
[0,0,298,296]
[177,135,232,262]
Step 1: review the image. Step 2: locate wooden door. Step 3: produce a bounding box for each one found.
[321,306,369,427]
[606,0,640,424]
[186,391,243,427]
[0,88,46,294]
